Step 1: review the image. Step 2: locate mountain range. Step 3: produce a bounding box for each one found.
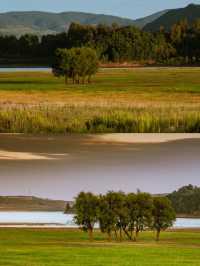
[0,3,199,36]
[144,4,200,31]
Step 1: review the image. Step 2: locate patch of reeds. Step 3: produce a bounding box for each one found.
[0,105,200,133]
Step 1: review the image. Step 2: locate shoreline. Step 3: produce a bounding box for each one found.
[1,133,200,145]
[92,133,200,144]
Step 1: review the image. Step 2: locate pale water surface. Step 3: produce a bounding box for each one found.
[0,134,200,200]
[0,212,199,228]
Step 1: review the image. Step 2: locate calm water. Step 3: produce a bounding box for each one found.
[0,67,51,72]
[0,212,199,228]
[0,134,200,200]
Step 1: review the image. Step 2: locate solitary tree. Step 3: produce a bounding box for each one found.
[52,47,99,84]
[74,192,99,241]
[152,197,176,241]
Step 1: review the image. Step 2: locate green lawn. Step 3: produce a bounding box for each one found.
[0,229,200,266]
[0,68,200,133]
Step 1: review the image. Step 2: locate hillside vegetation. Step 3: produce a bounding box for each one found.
[168,185,200,217]
[0,10,168,36]
[0,196,67,211]
[144,4,200,31]
[0,11,136,36]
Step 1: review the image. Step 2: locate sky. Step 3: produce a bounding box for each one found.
[0,135,199,200]
[1,0,200,19]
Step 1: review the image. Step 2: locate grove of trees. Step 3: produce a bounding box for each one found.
[74,191,176,242]
[1,19,200,66]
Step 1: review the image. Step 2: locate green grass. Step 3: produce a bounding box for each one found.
[0,68,200,133]
[0,228,200,266]
[0,68,200,93]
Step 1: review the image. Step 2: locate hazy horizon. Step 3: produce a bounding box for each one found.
[1,1,200,20]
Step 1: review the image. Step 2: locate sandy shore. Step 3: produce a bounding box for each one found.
[93,133,200,144]
[0,133,200,160]
[0,150,61,160]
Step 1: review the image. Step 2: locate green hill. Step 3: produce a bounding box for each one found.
[144,4,200,31]
[0,11,136,36]
[0,196,69,211]
[0,10,167,37]
[134,10,169,28]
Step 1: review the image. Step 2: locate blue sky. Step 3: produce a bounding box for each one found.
[1,0,200,19]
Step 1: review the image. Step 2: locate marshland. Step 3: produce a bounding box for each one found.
[0,67,200,133]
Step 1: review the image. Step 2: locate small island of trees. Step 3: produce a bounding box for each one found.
[73,191,176,242]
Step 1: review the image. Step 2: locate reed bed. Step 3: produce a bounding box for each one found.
[0,105,200,133]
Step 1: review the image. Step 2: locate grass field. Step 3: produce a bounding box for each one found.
[0,67,200,133]
[0,228,200,266]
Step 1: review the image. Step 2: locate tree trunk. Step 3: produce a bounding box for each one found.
[123,228,132,240]
[88,228,93,242]
[114,229,118,241]
[88,76,92,83]
[135,229,139,241]
[107,231,112,242]
[65,75,68,84]
[156,229,160,241]
[119,227,122,242]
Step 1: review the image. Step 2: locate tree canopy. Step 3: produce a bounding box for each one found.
[73,191,176,242]
[152,197,176,241]
[52,47,99,84]
[168,185,200,216]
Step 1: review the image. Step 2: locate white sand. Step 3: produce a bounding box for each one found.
[94,133,200,143]
[0,150,55,160]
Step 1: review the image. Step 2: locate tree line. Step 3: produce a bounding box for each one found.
[1,19,200,65]
[168,184,200,216]
[73,191,176,242]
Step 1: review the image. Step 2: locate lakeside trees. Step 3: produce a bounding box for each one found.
[1,19,200,66]
[152,197,176,241]
[74,191,176,242]
[52,47,99,84]
[168,185,200,216]
[74,192,99,241]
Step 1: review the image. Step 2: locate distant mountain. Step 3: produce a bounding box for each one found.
[0,10,168,37]
[0,196,70,211]
[133,10,169,28]
[0,11,136,36]
[144,4,200,31]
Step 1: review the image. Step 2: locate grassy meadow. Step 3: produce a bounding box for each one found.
[0,228,200,266]
[0,67,200,133]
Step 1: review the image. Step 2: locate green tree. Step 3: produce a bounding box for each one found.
[98,193,118,241]
[152,197,176,241]
[74,192,99,241]
[134,192,153,241]
[52,47,99,84]
[126,193,138,240]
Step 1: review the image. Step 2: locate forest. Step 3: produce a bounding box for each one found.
[1,19,200,66]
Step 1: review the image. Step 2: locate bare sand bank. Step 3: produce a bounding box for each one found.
[0,150,63,160]
[93,133,200,144]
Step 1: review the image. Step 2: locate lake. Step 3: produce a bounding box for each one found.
[0,134,200,200]
[0,211,199,228]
